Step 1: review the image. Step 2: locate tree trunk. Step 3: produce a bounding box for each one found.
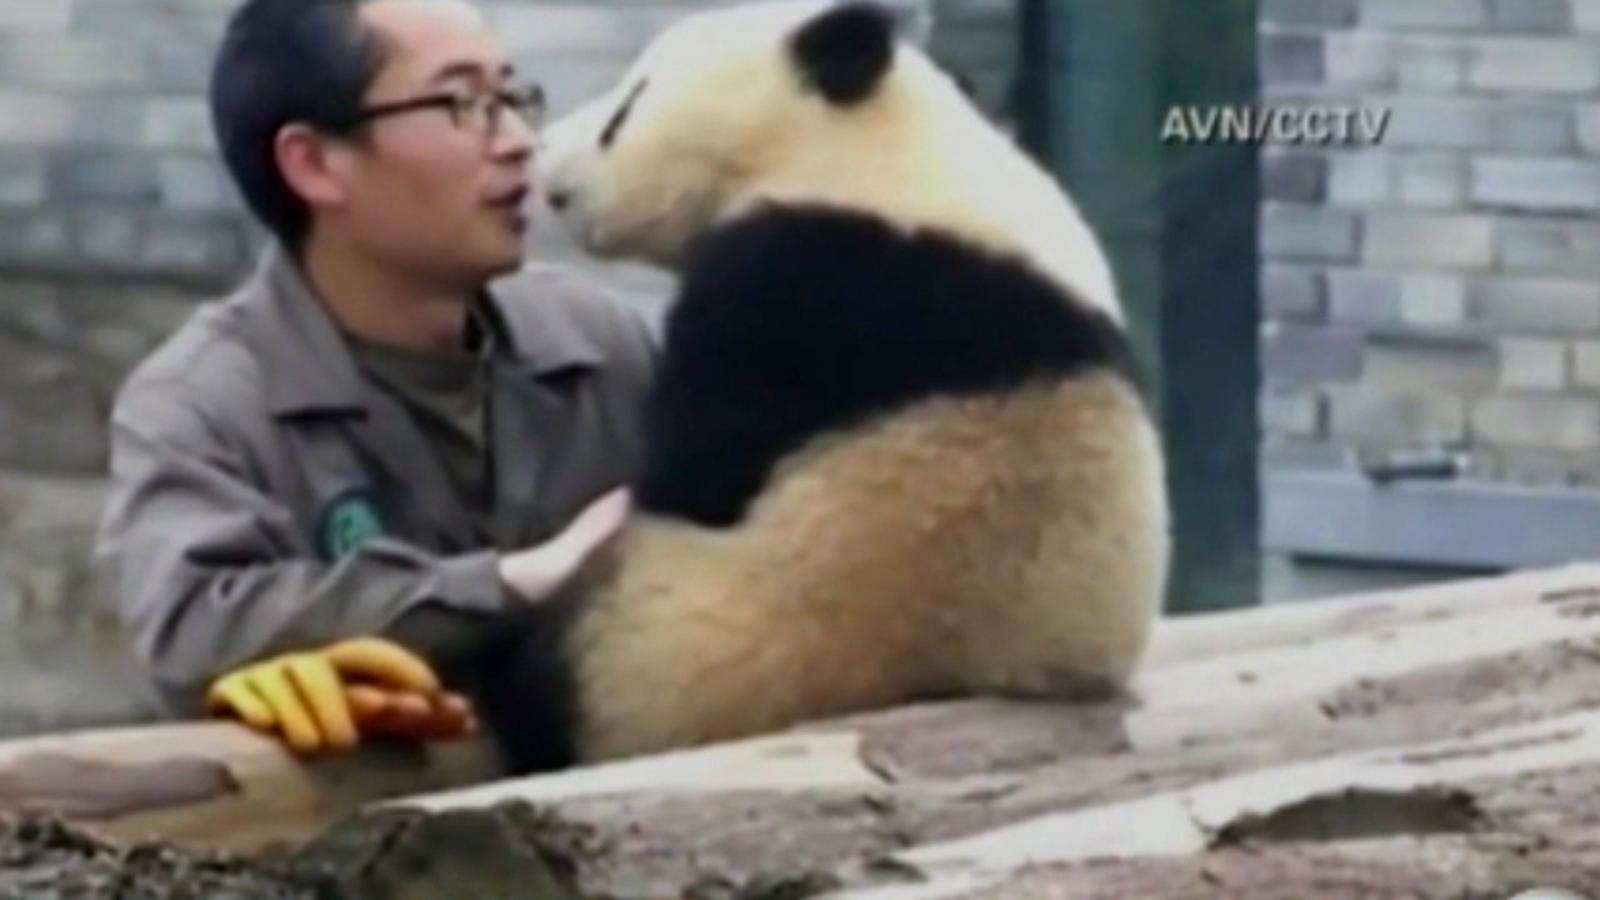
[5,563,1600,898]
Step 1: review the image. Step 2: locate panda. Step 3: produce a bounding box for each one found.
[466,0,1171,774]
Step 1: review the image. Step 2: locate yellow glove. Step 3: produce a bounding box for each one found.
[204,637,475,754]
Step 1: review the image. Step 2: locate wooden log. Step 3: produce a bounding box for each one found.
[0,721,501,851]
[4,562,1600,899]
[1127,568,1600,752]
[825,707,1600,898]
[1142,561,1600,668]
[331,564,1600,898]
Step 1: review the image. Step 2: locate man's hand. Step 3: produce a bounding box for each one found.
[204,636,475,754]
[498,487,632,602]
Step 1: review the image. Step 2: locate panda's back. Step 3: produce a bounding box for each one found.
[635,203,1147,527]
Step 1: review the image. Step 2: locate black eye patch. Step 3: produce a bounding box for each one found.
[600,78,649,149]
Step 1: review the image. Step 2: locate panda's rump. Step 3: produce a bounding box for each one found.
[752,367,1167,694]
[570,366,1163,762]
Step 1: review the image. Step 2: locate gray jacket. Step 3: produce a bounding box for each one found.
[96,248,659,714]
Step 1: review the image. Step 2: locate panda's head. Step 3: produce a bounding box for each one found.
[536,0,1117,318]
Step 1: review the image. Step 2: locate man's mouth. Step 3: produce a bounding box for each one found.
[487,185,531,232]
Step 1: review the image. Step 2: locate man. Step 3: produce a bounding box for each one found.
[95,0,659,755]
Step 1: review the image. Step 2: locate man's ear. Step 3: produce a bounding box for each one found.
[789,2,896,105]
[274,123,352,210]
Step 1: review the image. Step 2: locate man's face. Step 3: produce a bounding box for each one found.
[331,0,536,285]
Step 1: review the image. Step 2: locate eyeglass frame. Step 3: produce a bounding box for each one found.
[329,81,546,140]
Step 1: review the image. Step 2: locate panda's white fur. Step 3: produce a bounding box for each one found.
[539,0,1118,323]
[493,0,1170,769]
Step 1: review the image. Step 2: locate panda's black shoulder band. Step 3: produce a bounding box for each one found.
[635,204,1146,527]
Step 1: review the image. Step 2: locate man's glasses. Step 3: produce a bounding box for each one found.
[336,82,546,140]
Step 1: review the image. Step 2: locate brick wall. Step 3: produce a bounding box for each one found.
[0,0,1009,735]
[1259,0,1600,566]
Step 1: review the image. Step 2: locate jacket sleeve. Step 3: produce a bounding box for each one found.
[96,379,511,717]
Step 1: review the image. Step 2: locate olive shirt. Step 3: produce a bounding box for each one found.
[342,301,503,537]
[95,247,660,715]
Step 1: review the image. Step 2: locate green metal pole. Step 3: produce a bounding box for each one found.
[1015,0,1262,613]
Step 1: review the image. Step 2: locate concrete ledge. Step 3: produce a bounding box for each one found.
[1263,469,1600,569]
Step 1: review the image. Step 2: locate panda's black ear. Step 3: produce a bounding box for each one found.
[790,2,895,105]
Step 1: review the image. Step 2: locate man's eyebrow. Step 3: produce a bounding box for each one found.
[426,61,515,86]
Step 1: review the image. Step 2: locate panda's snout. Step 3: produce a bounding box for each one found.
[546,188,571,212]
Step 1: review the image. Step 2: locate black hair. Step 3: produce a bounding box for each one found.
[209,0,389,254]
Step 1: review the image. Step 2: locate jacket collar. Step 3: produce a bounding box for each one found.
[246,247,604,417]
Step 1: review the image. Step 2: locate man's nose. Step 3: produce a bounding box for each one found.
[491,109,536,161]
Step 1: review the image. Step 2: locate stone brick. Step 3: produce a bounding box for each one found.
[1466,276,1600,334]
[1327,269,1401,325]
[147,41,216,94]
[1497,448,1575,486]
[1359,0,1491,30]
[930,0,1015,29]
[0,281,65,352]
[1402,274,1467,326]
[933,18,1012,68]
[1380,98,1578,153]
[1469,38,1600,94]
[1579,0,1600,31]
[158,156,240,212]
[69,97,147,150]
[1261,386,1325,437]
[53,282,197,371]
[1497,220,1600,278]
[1325,384,1467,444]
[0,2,69,32]
[76,210,142,269]
[1362,335,1498,392]
[489,6,689,57]
[1380,97,1491,150]
[1571,455,1600,488]
[1493,105,1575,153]
[0,335,108,474]
[70,0,229,40]
[0,212,72,271]
[1472,393,1600,451]
[142,99,215,152]
[1499,337,1569,390]
[140,215,247,279]
[48,150,159,205]
[1471,156,1600,213]
[1394,39,1468,91]
[1262,204,1360,262]
[1328,151,1390,205]
[0,92,72,145]
[1363,211,1492,269]
[1262,33,1324,85]
[0,34,147,92]
[1396,154,1465,209]
[1262,0,1359,27]
[1323,33,1393,88]
[1262,151,1326,203]
[1261,436,1348,473]
[1572,340,1600,389]
[1260,322,1364,382]
[1262,264,1326,321]
[0,148,44,206]
[1491,0,1574,32]
[1579,104,1600,153]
